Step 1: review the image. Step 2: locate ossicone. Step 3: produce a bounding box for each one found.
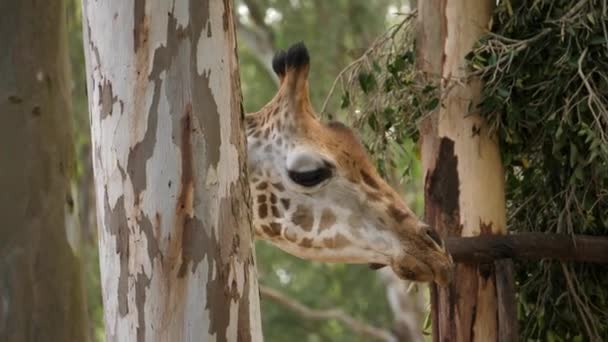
[272,42,310,82]
[272,42,313,114]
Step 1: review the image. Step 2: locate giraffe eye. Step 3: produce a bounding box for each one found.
[288,167,332,187]
[286,148,334,187]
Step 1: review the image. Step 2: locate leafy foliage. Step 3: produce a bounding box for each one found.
[468,0,608,340]
[326,12,431,214]
[335,1,608,340]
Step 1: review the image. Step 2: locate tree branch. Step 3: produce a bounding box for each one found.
[446,233,608,264]
[236,0,278,85]
[259,285,397,342]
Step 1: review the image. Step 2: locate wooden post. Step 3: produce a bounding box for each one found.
[417,1,517,341]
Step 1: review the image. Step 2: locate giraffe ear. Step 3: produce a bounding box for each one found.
[283,42,311,109]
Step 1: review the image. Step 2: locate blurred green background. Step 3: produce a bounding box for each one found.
[66,1,425,341]
[63,0,608,340]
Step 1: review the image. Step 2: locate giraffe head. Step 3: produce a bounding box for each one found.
[245,43,453,286]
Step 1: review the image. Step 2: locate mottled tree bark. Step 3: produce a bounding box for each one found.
[417,1,517,341]
[82,0,263,341]
[0,1,89,341]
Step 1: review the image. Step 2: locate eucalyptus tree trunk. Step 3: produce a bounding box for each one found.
[417,1,517,341]
[0,1,89,341]
[82,1,263,341]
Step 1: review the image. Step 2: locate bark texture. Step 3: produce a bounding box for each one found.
[0,1,89,341]
[82,0,262,341]
[416,1,517,341]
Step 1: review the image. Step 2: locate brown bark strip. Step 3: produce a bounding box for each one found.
[495,259,518,342]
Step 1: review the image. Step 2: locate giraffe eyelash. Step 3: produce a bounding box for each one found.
[288,167,332,187]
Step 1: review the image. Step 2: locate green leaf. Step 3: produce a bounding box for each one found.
[358,72,377,94]
[570,144,578,167]
[340,91,350,109]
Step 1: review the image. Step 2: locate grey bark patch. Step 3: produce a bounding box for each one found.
[237,257,253,341]
[205,190,252,341]
[192,71,221,167]
[100,80,116,119]
[177,216,209,277]
[427,137,460,233]
[104,192,130,317]
[148,13,181,82]
[126,76,160,205]
[138,214,161,261]
[134,272,151,342]
[189,0,221,167]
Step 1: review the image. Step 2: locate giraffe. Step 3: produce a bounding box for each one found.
[245,42,453,286]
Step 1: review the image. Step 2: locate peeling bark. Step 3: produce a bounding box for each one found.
[417,1,517,341]
[0,1,89,341]
[82,1,262,341]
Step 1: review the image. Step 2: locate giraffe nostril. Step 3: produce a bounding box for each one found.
[400,267,416,279]
[425,227,443,247]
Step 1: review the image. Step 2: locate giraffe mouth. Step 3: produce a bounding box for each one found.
[388,252,453,286]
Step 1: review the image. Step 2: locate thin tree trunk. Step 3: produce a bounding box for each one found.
[416,1,517,341]
[82,1,263,341]
[0,1,89,341]
[378,270,425,342]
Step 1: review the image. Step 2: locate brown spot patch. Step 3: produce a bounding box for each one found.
[272,182,285,191]
[258,204,268,219]
[323,234,350,249]
[271,205,280,218]
[388,204,410,223]
[280,198,291,210]
[319,209,336,232]
[270,193,277,204]
[256,182,268,190]
[299,237,313,248]
[366,190,382,202]
[360,170,379,189]
[261,223,281,237]
[292,205,314,231]
[256,194,266,203]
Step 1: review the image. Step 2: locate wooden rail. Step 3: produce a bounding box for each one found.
[446,233,608,264]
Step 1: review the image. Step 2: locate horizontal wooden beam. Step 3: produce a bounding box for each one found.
[446,233,608,264]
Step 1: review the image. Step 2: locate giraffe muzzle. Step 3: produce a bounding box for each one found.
[391,252,454,286]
